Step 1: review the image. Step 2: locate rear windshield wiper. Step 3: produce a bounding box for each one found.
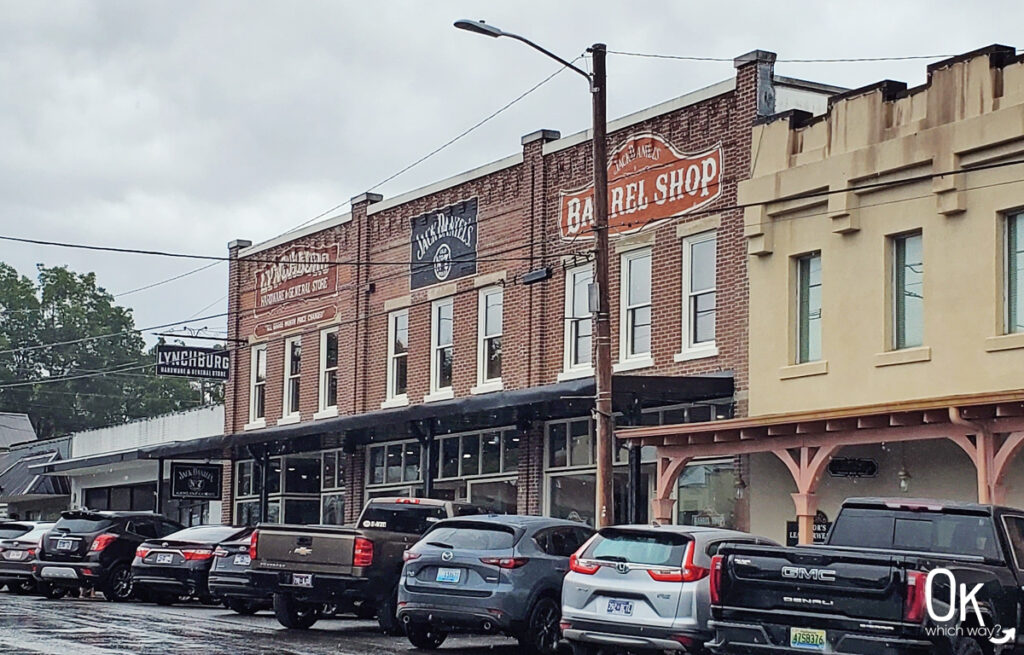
[425,541,454,548]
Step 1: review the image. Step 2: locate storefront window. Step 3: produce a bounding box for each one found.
[441,437,459,478]
[235,500,280,526]
[367,441,422,489]
[321,493,345,525]
[677,460,736,530]
[470,478,517,514]
[549,474,596,526]
[284,499,320,525]
[481,432,501,475]
[503,431,520,470]
[548,423,567,468]
[322,452,337,490]
[284,457,321,494]
[462,435,480,475]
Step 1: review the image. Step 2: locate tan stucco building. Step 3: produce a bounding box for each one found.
[623,45,1024,544]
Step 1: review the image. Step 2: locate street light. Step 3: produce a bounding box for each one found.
[455,19,615,529]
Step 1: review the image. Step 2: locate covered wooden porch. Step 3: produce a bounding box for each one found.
[617,391,1024,543]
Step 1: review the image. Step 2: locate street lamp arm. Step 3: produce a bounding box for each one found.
[499,31,592,83]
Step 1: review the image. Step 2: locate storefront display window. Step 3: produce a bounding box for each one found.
[676,460,737,530]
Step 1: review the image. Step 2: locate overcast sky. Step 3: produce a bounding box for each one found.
[1,0,1021,340]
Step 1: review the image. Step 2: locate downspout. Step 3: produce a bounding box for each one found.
[949,406,994,504]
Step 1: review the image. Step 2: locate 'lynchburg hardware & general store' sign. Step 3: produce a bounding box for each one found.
[255,245,339,311]
[410,198,478,290]
[559,132,723,240]
[156,345,230,380]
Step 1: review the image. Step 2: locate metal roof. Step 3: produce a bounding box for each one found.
[0,413,36,449]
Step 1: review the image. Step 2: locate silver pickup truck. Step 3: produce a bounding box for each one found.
[248,497,482,632]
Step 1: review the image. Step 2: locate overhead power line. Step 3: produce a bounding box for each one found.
[607,50,965,63]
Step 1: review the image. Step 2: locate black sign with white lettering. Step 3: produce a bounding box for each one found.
[410,198,478,290]
[785,510,832,546]
[827,457,878,478]
[170,463,222,500]
[156,345,229,380]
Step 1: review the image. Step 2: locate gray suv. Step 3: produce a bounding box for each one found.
[562,525,776,653]
[397,515,593,653]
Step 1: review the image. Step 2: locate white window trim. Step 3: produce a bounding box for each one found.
[318,327,339,413]
[1005,212,1023,335]
[618,248,653,366]
[678,230,718,360]
[435,426,518,481]
[282,336,301,419]
[562,263,594,376]
[365,439,424,488]
[384,309,409,406]
[429,298,454,396]
[246,344,267,429]
[475,286,503,390]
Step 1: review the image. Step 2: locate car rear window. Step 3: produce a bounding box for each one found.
[0,524,32,539]
[421,524,515,550]
[20,525,55,542]
[54,516,115,533]
[830,508,1001,559]
[583,528,690,566]
[164,526,244,544]
[360,504,448,534]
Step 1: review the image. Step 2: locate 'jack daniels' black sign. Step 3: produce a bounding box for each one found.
[170,463,222,500]
[410,198,478,290]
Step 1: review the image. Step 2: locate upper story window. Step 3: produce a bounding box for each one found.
[283,337,301,417]
[249,344,267,424]
[387,309,409,401]
[796,252,822,363]
[892,231,923,349]
[1006,212,1024,334]
[620,248,652,362]
[319,327,338,412]
[477,287,503,386]
[431,298,454,394]
[682,231,717,355]
[564,264,594,371]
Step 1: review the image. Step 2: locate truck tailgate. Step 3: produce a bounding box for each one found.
[254,524,356,575]
[719,544,906,623]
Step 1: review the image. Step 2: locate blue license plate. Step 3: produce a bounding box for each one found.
[790,627,826,651]
[435,567,461,583]
[606,599,634,616]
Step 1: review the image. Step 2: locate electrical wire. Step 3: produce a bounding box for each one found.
[114,261,222,298]
[607,50,967,63]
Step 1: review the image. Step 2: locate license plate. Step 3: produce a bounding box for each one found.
[435,567,461,583]
[790,627,827,651]
[233,554,251,566]
[606,599,634,616]
[56,539,74,550]
[292,573,313,588]
[5,551,25,560]
[155,553,174,564]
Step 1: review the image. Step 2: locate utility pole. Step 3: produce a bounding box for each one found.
[590,43,614,529]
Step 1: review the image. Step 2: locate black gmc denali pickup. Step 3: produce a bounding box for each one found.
[708,498,1024,655]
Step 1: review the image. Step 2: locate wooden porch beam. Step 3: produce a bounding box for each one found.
[922,409,949,424]
[995,403,1024,418]
[825,418,857,432]
[795,421,827,435]
[889,412,923,427]
[857,415,889,429]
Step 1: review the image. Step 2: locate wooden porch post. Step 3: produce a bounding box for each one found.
[774,445,839,545]
[652,454,691,524]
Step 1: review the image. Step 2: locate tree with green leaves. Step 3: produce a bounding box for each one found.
[0,262,222,439]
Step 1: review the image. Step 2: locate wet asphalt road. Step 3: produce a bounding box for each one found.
[0,594,522,655]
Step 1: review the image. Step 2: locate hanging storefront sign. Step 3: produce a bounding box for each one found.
[785,511,832,546]
[254,245,340,313]
[156,345,230,380]
[559,132,723,240]
[169,463,222,500]
[410,198,478,290]
[253,303,337,338]
[827,457,878,478]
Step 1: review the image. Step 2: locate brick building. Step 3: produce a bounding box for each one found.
[164,51,839,530]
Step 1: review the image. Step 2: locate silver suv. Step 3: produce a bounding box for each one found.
[562,525,775,653]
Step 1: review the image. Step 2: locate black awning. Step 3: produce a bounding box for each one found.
[172,373,733,459]
[0,451,69,500]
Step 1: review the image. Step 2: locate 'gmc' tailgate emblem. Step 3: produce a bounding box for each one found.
[781,566,836,582]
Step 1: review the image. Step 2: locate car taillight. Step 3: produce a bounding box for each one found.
[213,547,229,557]
[904,570,926,623]
[402,550,421,563]
[354,537,373,567]
[89,533,117,552]
[569,553,600,575]
[395,498,421,504]
[648,542,707,582]
[136,546,151,559]
[480,557,529,569]
[249,530,259,560]
[709,555,724,605]
[26,547,36,557]
[182,549,213,561]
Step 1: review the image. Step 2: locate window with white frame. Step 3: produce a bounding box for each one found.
[283,337,301,417]
[892,231,923,350]
[477,287,503,385]
[682,231,717,353]
[434,428,519,513]
[1006,212,1024,334]
[233,456,321,526]
[564,264,593,370]
[321,449,345,525]
[249,344,267,423]
[431,298,454,394]
[796,252,822,363]
[366,441,422,487]
[387,310,408,401]
[319,327,338,412]
[620,248,652,361]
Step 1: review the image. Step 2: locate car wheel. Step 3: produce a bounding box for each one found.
[272,593,320,629]
[225,599,260,615]
[405,621,448,650]
[376,587,402,635]
[101,564,134,602]
[9,579,35,595]
[520,596,562,655]
[39,584,67,600]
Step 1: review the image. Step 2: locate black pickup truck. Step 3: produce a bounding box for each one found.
[248,497,482,632]
[708,498,1024,655]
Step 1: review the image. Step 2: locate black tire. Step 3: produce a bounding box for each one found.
[405,621,448,650]
[9,579,35,595]
[273,593,320,630]
[569,643,599,655]
[377,587,402,635]
[101,564,134,602]
[39,583,67,600]
[519,596,562,655]
[225,598,260,615]
[354,601,376,620]
[955,637,986,655]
